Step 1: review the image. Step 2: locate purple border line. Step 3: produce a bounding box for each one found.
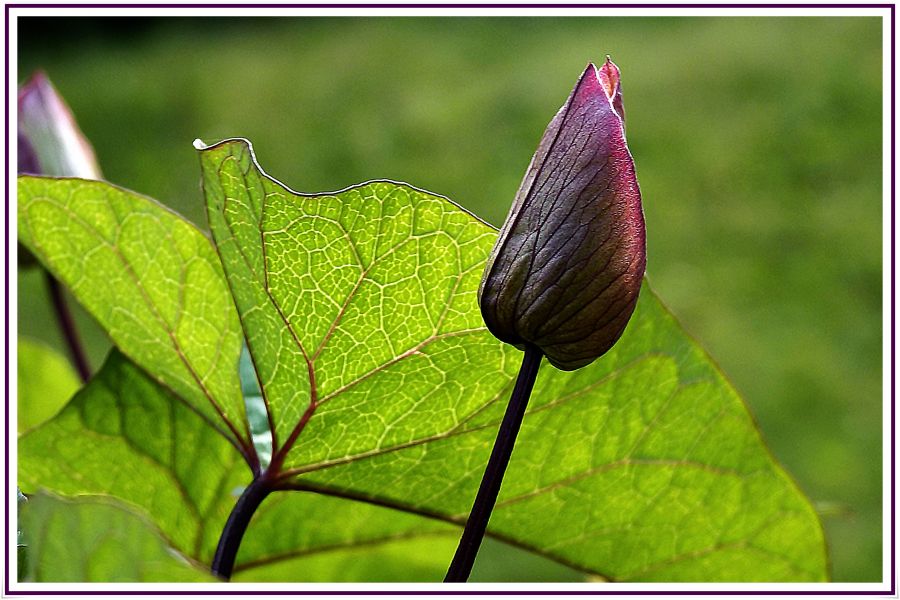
[0,590,895,597]
[4,1,10,597]
[2,3,898,8]
[890,1,896,595]
[0,592,895,597]
[5,3,896,596]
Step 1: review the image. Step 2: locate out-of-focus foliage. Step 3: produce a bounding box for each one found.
[17,337,79,433]
[18,16,883,581]
[20,493,215,582]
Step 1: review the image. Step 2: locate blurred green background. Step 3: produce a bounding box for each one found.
[17,16,883,582]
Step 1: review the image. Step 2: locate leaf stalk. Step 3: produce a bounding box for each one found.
[444,343,543,582]
[211,475,274,580]
[45,270,91,382]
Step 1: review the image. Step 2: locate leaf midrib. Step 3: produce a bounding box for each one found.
[215,155,490,471]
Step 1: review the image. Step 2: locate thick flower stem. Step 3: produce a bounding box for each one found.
[45,271,91,382]
[211,476,273,580]
[444,344,543,583]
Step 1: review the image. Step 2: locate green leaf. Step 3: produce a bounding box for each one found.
[19,350,248,559]
[19,350,459,580]
[17,337,80,433]
[285,290,829,581]
[233,534,458,582]
[200,138,513,471]
[20,492,214,582]
[17,489,28,580]
[199,138,826,582]
[232,492,456,581]
[16,139,825,582]
[17,176,252,457]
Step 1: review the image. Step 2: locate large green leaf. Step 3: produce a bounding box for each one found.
[20,492,214,582]
[18,350,247,558]
[198,138,826,581]
[17,337,80,433]
[298,290,828,581]
[17,141,826,582]
[18,350,458,580]
[17,176,252,458]
[199,139,510,467]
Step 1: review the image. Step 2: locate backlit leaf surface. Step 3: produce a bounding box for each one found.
[200,139,511,469]
[16,142,826,582]
[17,176,251,456]
[198,139,826,581]
[19,351,455,581]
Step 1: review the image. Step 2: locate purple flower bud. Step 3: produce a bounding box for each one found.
[18,71,101,179]
[479,58,646,371]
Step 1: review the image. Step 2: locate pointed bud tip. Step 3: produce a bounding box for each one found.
[18,70,52,105]
[20,69,50,87]
[596,57,621,102]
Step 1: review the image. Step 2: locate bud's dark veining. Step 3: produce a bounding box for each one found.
[479,59,646,371]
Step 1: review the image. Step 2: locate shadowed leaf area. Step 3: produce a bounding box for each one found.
[18,141,826,581]
[20,492,215,582]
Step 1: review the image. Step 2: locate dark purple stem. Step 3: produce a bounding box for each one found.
[211,475,273,580]
[444,343,543,582]
[45,271,91,382]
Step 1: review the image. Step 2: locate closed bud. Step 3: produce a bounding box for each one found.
[18,71,102,271]
[18,71,101,179]
[479,58,646,371]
